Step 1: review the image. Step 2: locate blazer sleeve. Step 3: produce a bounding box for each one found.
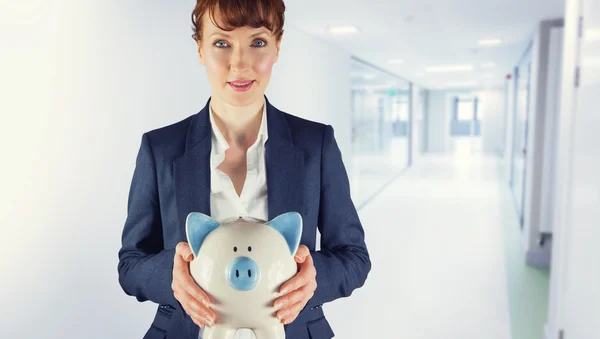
[117,132,178,308]
[307,125,372,309]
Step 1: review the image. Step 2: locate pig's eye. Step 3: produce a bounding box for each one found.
[233,247,237,252]
[248,246,252,252]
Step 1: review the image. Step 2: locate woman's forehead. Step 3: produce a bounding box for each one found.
[205,24,272,38]
[202,10,273,37]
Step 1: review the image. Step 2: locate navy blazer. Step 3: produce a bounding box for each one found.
[117,95,371,339]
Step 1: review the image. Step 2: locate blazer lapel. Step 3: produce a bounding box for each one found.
[173,98,212,242]
[172,95,306,238]
[264,96,306,221]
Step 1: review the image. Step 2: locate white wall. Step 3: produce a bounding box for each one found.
[539,26,564,234]
[522,19,564,264]
[0,1,352,338]
[426,90,449,153]
[411,84,424,163]
[546,0,600,336]
[421,90,430,153]
[479,90,506,155]
[504,76,516,182]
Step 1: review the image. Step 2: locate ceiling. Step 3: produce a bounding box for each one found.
[284,0,565,90]
[350,58,412,92]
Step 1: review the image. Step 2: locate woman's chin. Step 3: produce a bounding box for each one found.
[224,92,262,107]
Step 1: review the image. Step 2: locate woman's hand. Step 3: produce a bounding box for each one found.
[172,242,216,328]
[273,245,318,325]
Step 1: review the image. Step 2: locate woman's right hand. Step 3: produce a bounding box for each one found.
[172,242,216,328]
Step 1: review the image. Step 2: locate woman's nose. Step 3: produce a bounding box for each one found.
[230,48,250,72]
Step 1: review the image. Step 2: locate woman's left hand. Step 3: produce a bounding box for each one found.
[273,245,317,325]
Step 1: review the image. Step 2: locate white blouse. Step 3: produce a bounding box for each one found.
[209,104,269,223]
[203,104,269,339]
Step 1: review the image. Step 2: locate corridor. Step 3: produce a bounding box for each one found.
[325,152,548,339]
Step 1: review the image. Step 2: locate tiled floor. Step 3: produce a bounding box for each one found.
[324,152,543,339]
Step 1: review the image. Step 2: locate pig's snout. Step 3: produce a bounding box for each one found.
[227,256,260,291]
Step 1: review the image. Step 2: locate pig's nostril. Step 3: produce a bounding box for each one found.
[228,257,259,291]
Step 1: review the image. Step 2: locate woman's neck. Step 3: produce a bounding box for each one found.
[210,96,265,149]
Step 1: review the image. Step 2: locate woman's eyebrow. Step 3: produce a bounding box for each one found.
[209,30,270,39]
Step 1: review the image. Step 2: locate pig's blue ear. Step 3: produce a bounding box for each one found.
[266,212,303,255]
[185,212,220,258]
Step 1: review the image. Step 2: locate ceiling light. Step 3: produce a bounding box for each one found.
[445,81,479,88]
[424,64,474,73]
[478,39,502,46]
[388,59,404,64]
[352,84,396,91]
[328,25,359,34]
[482,63,496,68]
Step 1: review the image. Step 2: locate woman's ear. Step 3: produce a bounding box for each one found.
[197,42,206,65]
[274,35,283,62]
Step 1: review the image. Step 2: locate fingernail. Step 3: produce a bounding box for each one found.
[277,311,289,320]
[274,301,285,310]
[200,298,209,307]
[185,252,194,261]
[205,315,214,326]
[280,288,289,295]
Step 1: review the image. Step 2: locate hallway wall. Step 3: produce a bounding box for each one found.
[425,89,505,155]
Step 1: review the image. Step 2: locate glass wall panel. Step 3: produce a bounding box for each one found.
[350,58,411,207]
[511,44,533,225]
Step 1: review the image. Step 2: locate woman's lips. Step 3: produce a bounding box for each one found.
[228,80,255,92]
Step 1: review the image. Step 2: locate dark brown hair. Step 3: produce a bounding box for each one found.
[191,0,286,43]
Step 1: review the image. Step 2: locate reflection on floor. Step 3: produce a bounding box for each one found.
[324,152,549,339]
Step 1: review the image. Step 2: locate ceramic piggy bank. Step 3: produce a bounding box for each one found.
[185,212,303,339]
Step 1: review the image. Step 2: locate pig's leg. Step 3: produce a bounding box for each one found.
[201,324,237,339]
[253,325,285,339]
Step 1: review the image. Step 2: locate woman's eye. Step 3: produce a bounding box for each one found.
[252,40,266,48]
[214,40,229,48]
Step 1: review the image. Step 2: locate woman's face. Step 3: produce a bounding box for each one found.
[197,11,282,108]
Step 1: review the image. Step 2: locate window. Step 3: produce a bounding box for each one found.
[457,100,475,120]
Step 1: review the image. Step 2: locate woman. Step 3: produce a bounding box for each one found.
[117,0,371,338]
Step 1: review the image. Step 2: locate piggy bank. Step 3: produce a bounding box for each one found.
[185,212,303,339]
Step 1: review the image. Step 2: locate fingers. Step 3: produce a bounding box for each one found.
[275,288,304,312]
[173,246,210,307]
[172,276,217,326]
[174,286,216,327]
[278,300,306,325]
[176,242,194,262]
[279,256,316,295]
[172,242,215,327]
[274,277,317,322]
[279,273,308,296]
[294,245,310,263]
